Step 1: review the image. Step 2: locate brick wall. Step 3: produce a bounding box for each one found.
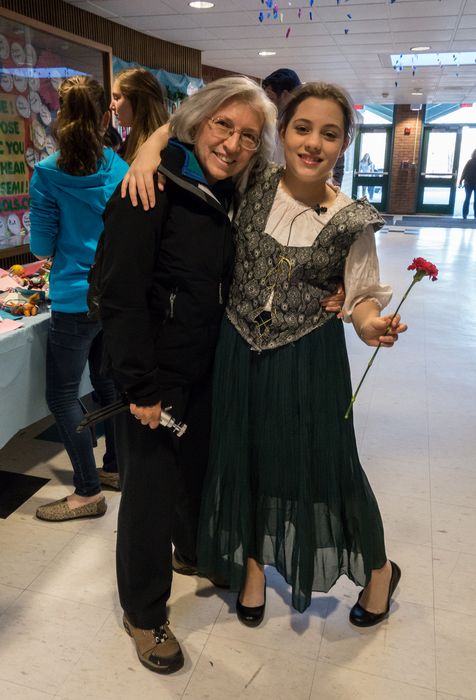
[388,104,424,214]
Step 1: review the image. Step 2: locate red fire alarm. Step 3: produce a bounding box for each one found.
[404,127,411,135]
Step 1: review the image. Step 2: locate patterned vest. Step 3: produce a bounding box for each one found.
[227,164,385,351]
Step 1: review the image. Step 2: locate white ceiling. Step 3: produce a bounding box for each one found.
[66,0,476,105]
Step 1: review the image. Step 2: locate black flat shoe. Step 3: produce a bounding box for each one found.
[236,577,266,627]
[349,561,401,628]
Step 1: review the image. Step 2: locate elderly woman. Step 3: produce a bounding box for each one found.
[98,76,276,675]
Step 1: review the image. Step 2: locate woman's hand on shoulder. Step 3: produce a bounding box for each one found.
[359,313,407,347]
[130,401,162,429]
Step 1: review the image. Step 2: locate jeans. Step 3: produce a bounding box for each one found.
[463,185,476,219]
[46,311,118,497]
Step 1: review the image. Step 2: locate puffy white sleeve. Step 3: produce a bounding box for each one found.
[341,223,392,322]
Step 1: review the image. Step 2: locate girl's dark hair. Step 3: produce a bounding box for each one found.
[104,124,122,151]
[278,81,356,145]
[54,76,108,176]
[114,68,168,163]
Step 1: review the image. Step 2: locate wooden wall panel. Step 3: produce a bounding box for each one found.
[0,0,202,77]
[202,64,260,85]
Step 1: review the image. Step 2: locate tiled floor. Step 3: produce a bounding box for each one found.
[0,226,475,699]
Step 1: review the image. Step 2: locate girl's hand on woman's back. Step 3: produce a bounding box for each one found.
[321,282,345,318]
[121,124,171,209]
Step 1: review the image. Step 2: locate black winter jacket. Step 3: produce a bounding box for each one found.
[461,156,476,188]
[99,140,236,406]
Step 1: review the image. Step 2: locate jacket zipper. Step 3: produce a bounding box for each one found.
[218,281,223,305]
[169,289,177,319]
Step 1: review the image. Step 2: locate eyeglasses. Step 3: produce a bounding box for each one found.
[208,116,261,151]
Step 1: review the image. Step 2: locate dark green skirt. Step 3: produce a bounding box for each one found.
[197,315,386,613]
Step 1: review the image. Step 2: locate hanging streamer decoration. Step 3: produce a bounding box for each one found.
[257,1,399,38]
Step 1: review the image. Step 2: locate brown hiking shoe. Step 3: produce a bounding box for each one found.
[172,550,230,589]
[97,468,120,490]
[123,614,184,674]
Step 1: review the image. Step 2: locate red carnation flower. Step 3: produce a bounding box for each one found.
[407,257,439,282]
[345,257,439,419]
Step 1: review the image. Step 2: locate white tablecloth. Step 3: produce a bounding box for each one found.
[0,312,91,449]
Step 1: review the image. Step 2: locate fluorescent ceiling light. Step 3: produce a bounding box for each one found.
[410,46,431,52]
[392,51,476,67]
[412,91,423,95]
[258,51,276,56]
[189,2,214,8]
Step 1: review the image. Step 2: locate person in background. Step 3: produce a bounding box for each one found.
[262,67,301,164]
[262,67,345,186]
[29,76,128,519]
[104,124,122,152]
[196,82,406,628]
[459,149,476,219]
[262,67,301,115]
[99,76,277,675]
[359,152,376,200]
[110,67,169,164]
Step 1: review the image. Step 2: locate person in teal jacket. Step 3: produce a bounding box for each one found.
[30,75,128,521]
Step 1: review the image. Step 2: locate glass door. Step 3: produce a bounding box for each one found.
[417,127,462,214]
[352,126,392,211]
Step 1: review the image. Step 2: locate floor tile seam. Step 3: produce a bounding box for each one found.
[51,609,117,699]
[0,581,27,619]
[374,488,433,505]
[66,529,118,546]
[311,657,438,693]
[432,603,476,620]
[434,682,476,700]
[0,673,54,697]
[206,627,320,662]
[3,514,84,539]
[18,583,117,613]
[424,348,440,699]
[432,544,476,557]
[431,539,476,555]
[307,596,332,700]
[180,609,221,699]
[21,528,113,592]
[429,497,476,510]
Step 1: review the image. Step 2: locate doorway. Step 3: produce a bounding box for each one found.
[352,126,392,211]
[417,127,462,214]
[454,126,476,217]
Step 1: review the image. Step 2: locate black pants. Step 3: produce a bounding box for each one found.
[115,376,212,629]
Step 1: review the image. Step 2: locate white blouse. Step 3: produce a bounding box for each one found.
[263,184,392,321]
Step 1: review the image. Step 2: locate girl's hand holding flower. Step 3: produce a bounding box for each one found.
[359,313,407,347]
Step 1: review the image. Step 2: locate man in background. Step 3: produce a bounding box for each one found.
[262,68,301,164]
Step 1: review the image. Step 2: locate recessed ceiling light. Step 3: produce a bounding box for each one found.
[258,51,276,56]
[410,46,431,52]
[189,1,214,8]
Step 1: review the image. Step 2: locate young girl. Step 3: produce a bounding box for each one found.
[196,82,406,627]
[110,67,168,164]
[30,76,128,518]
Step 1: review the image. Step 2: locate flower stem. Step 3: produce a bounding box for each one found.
[344,277,417,420]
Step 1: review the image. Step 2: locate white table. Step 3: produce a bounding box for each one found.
[0,312,91,449]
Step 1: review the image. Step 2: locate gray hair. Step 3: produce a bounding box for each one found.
[170,76,276,188]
